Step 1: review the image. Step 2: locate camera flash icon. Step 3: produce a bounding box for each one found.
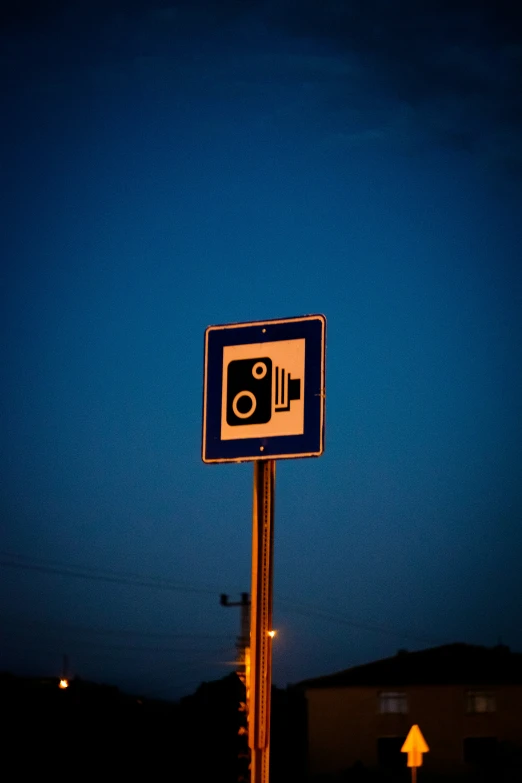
[274,366,301,412]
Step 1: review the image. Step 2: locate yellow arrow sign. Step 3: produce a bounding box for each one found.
[401,724,429,768]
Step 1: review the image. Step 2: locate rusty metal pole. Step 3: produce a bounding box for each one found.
[249,459,275,783]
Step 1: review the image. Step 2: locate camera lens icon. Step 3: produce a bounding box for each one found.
[232,391,256,419]
[252,361,267,379]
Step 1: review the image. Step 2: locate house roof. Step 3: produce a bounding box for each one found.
[297,643,522,689]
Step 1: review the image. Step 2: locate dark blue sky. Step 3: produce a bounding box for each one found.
[2,0,522,699]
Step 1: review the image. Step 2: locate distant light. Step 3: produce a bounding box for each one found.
[59,679,69,689]
[268,630,276,638]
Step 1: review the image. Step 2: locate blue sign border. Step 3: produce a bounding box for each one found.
[202,315,325,463]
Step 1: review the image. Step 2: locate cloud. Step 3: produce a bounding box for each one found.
[270,0,522,174]
[3,1,522,174]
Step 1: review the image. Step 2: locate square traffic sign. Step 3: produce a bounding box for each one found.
[202,314,326,463]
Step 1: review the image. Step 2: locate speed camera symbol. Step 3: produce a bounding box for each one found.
[226,357,301,427]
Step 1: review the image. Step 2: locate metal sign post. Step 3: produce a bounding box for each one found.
[202,314,326,783]
[249,460,275,783]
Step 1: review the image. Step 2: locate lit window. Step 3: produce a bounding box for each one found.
[466,691,496,714]
[379,692,408,714]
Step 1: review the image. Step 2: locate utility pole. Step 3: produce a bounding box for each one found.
[220,592,251,682]
[221,592,251,782]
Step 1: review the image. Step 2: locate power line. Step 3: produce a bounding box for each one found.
[275,598,441,646]
[0,549,228,593]
[2,549,441,645]
[1,637,232,654]
[51,640,233,654]
[1,615,234,640]
[0,554,219,596]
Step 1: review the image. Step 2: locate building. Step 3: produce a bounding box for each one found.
[298,643,522,780]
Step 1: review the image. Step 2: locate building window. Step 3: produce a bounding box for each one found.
[466,691,496,713]
[463,737,498,766]
[377,737,406,768]
[379,692,408,714]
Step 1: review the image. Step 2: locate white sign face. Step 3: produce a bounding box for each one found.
[220,338,305,440]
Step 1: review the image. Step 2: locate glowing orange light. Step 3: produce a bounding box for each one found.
[267,630,276,638]
[59,679,69,689]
